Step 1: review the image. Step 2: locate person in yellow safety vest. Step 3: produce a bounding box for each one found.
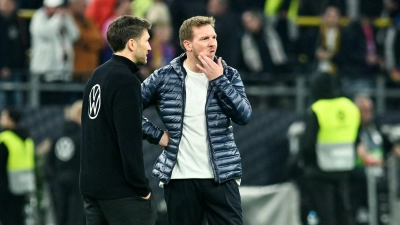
[264,0,299,21]
[0,107,35,225]
[299,73,360,225]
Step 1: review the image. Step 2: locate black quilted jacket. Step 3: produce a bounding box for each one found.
[142,53,252,184]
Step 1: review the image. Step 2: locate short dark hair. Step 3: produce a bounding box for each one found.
[107,15,151,52]
[179,16,215,51]
[4,107,22,124]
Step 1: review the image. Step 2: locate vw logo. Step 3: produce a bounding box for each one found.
[55,137,75,162]
[89,84,101,119]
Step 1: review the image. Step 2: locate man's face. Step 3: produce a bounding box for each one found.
[323,7,340,27]
[242,12,262,33]
[134,30,151,66]
[0,0,16,16]
[44,6,58,17]
[188,25,217,60]
[357,99,374,125]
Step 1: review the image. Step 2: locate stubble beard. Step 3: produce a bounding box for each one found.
[135,51,147,66]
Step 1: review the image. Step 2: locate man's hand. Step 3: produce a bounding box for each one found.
[159,131,169,147]
[142,192,151,200]
[196,52,223,80]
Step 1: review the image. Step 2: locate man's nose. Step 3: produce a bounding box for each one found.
[209,39,216,46]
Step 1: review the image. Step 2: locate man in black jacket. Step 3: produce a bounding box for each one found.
[0,0,28,108]
[80,15,154,225]
[47,100,85,225]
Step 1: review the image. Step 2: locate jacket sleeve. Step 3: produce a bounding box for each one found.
[63,14,80,42]
[141,70,164,145]
[209,68,252,125]
[300,110,318,160]
[113,76,150,197]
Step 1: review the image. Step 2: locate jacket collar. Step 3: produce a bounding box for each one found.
[111,54,140,74]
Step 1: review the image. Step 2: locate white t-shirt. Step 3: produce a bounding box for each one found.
[170,61,214,179]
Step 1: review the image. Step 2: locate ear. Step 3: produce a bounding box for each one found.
[127,39,136,52]
[183,40,191,52]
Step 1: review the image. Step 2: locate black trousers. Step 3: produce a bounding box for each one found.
[164,179,242,225]
[53,183,85,225]
[83,195,155,225]
[0,193,26,225]
[304,178,355,225]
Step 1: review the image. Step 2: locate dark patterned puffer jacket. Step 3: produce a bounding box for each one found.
[142,53,252,184]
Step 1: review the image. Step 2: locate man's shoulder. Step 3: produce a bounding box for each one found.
[93,62,134,80]
[152,64,176,78]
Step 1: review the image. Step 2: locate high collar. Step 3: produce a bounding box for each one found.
[111,54,140,74]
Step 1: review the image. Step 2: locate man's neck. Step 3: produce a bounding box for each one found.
[114,51,134,63]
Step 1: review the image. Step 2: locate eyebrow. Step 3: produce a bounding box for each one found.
[199,34,217,39]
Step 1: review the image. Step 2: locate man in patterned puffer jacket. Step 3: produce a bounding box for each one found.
[141,16,252,225]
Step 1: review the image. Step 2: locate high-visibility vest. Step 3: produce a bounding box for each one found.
[264,0,299,21]
[311,97,360,171]
[0,130,36,194]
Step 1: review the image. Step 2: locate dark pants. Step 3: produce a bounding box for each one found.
[83,195,155,225]
[0,193,26,225]
[305,178,354,225]
[164,179,242,225]
[54,183,85,225]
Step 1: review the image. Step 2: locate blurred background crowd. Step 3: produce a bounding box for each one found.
[1,0,400,225]
[0,0,399,108]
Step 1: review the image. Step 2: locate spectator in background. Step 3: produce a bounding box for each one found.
[101,0,132,64]
[143,23,175,80]
[337,10,384,97]
[0,0,28,108]
[299,73,359,225]
[139,0,174,80]
[263,0,299,59]
[349,94,396,224]
[239,9,291,109]
[168,0,207,53]
[239,9,288,75]
[0,107,36,225]
[315,6,342,75]
[145,0,171,26]
[70,0,104,82]
[206,0,241,67]
[384,16,400,84]
[29,0,80,105]
[85,0,117,30]
[384,0,400,18]
[30,0,79,82]
[132,0,152,19]
[46,100,84,225]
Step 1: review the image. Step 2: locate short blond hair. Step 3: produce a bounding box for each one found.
[179,16,215,51]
